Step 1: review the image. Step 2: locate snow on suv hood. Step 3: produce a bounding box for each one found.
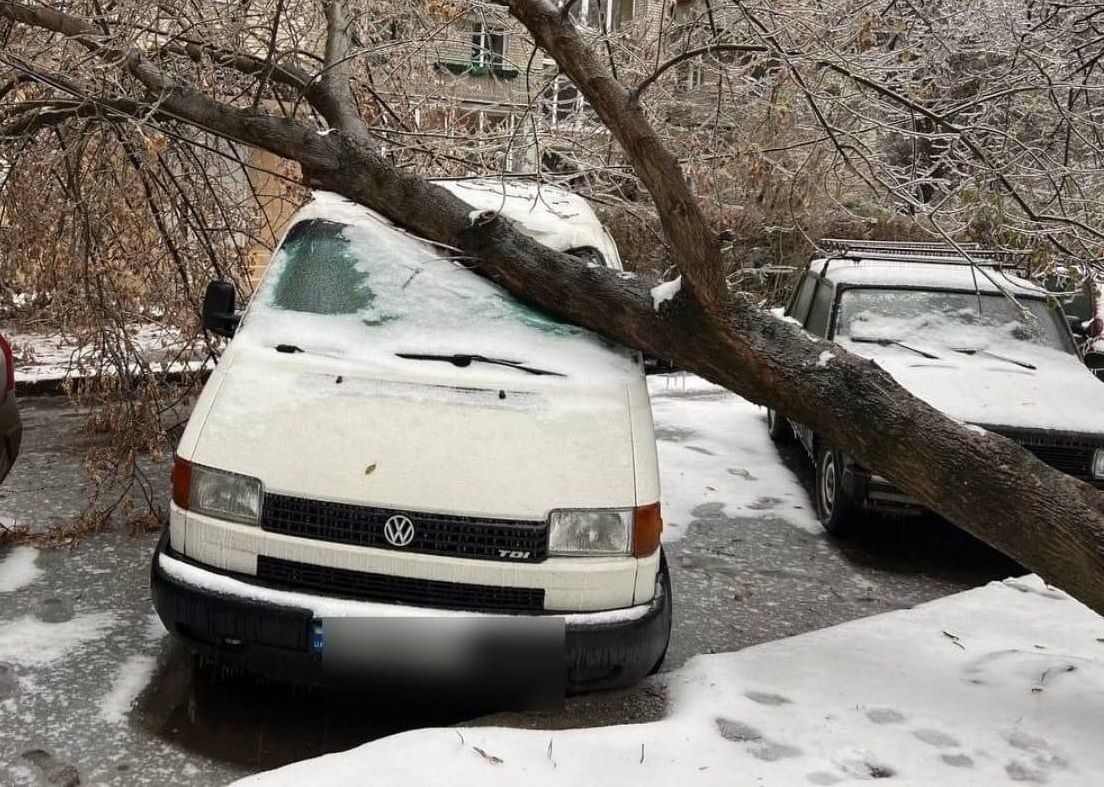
[190,347,640,520]
[842,340,1104,433]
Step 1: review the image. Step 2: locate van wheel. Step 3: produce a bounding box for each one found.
[766,408,793,444]
[647,551,673,676]
[815,443,861,537]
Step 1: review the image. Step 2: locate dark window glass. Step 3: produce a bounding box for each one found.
[806,281,835,336]
[788,273,817,324]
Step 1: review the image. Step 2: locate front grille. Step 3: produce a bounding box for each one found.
[262,494,548,563]
[256,556,545,614]
[990,429,1101,479]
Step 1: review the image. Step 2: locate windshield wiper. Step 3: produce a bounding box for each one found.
[849,336,940,360]
[396,353,564,377]
[950,347,1036,370]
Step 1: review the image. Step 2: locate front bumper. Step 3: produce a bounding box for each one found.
[150,532,671,695]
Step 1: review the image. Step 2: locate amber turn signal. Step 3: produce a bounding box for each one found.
[171,455,192,509]
[632,502,662,557]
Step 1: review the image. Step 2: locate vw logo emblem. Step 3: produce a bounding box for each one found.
[383,514,415,547]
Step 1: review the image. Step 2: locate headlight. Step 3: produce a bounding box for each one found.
[1094,449,1104,479]
[548,509,632,556]
[179,459,262,525]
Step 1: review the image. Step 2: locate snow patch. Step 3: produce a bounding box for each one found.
[816,351,834,368]
[235,575,1104,786]
[650,276,682,312]
[648,375,819,539]
[0,612,117,667]
[0,547,43,592]
[768,306,802,327]
[99,654,157,724]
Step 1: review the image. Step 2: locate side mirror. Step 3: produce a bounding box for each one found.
[202,281,241,338]
[1067,315,1087,338]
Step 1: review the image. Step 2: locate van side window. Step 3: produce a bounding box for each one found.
[788,274,817,324]
[806,281,835,337]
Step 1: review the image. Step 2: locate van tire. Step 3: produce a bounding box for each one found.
[766,408,793,444]
[815,443,861,537]
[647,551,673,676]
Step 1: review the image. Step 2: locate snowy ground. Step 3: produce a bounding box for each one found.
[241,575,1104,786]
[648,374,819,540]
[1,323,205,385]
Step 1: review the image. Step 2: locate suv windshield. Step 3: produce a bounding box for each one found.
[836,288,1076,356]
[243,217,632,378]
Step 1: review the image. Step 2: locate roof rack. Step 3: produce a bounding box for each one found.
[817,238,1026,269]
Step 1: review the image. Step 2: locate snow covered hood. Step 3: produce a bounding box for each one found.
[842,342,1104,434]
[192,346,641,519]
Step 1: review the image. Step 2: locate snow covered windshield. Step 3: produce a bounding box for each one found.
[836,288,1076,355]
[243,217,635,379]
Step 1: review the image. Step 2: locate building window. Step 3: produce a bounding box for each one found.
[471,23,507,69]
[542,74,583,124]
[566,0,640,32]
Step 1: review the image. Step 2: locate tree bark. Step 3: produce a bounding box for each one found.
[2,0,1103,612]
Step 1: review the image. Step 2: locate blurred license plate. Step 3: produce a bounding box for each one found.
[317,615,565,701]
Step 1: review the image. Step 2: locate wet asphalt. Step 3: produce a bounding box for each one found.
[0,395,1019,785]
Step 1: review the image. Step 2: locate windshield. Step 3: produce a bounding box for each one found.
[242,217,635,379]
[835,288,1076,356]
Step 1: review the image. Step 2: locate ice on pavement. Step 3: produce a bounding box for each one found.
[649,374,819,540]
[99,654,158,724]
[0,612,117,667]
[0,547,43,592]
[237,575,1104,786]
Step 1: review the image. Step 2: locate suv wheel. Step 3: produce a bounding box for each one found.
[766,408,793,444]
[815,443,861,536]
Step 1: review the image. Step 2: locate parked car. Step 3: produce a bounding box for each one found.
[0,332,21,485]
[151,180,671,694]
[768,239,1104,536]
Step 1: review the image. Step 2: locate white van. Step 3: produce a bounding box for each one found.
[151,180,672,693]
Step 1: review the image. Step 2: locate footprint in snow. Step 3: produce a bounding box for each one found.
[941,753,973,768]
[715,718,802,762]
[865,708,905,725]
[831,748,896,779]
[744,690,792,706]
[746,496,783,511]
[912,728,958,748]
[1002,728,1068,783]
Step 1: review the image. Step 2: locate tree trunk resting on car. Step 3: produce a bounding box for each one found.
[2,0,1103,613]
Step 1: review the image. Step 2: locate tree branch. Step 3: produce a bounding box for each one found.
[630,43,769,103]
[505,0,729,312]
[316,0,370,136]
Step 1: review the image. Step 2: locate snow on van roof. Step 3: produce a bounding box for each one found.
[291,180,621,268]
[812,257,1049,298]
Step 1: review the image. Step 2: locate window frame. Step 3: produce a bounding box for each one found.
[471,21,508,70]
[565,0,638,32]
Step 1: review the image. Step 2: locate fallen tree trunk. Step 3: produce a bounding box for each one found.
[2,0,1103,612]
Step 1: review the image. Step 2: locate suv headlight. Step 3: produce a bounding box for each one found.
[548,509,632,556]
[1094,449,1104,479]
[173,457,262,525]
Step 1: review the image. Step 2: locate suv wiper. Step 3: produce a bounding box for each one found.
[849,336,940,360]
[396,353,564,377]
[951,347,1036,370]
